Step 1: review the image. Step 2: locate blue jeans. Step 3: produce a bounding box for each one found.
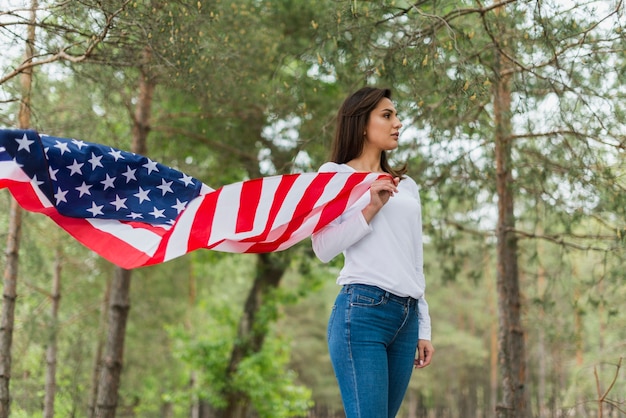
[327,284,420,418]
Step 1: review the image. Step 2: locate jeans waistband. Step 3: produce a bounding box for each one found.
[343,284,417,306]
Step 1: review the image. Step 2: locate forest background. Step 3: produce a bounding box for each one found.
[0,0,625,417]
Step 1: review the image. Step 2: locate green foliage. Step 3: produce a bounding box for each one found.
[233,338,313,418]
[168,306,236,409]
[167,253,313,417]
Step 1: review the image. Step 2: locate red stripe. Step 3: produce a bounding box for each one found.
[187,188,221,252]
[4,180,51,212]
[313,172,371,233]
[236,177,263,233]
[236,174,299,244]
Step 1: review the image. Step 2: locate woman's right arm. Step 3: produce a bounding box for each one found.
[312,176,399,262]
[311,208,372,262]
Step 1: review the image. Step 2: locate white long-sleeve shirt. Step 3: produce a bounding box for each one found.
[311,162,431,341]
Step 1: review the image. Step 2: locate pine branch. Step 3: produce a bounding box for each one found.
[0,0,131,85]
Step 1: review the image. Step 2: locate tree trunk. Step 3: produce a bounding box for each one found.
[493,46,529,417]
[0,200,22,418]
[94,267,132,417]
[484,249,499,416]
[218,253,287,418]
[0,1,37,415]
[89,276,112,418]
[43,248,62,418]
[93,45,155,418]
[536,254,547,418]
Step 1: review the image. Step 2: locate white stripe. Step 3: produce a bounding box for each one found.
[0,159,54,208]
[0,159,31,182]
[210,240,255,253]
[209,181,244,244]
[163,194,204,261]
[87,218,162,257]
[32,179,54,208]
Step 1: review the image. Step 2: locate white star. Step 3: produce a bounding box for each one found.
[88,152,103,170]
[180,173,194,186]
[127,212,143,219]
[157,179,174,196]
[121,166,137,183]
[172,198,188,214]
[75,182,92,197]
[71,139,87,149]
[49,166,59,181]
[134,187,151,203]
[108,148,124,161]
[54,140,70,155]
[15,133,34,152]
[54,188,68,204]
[143,159,159,175]
[101,174,116,190]
[110,195,127,211]
[67,159,84,176]
[86,202,104,217]
[31,174,44,187]
[149,207,166,219]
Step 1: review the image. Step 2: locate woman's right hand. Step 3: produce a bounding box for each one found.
[361,176,399,223]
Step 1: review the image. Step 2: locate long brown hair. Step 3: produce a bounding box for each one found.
[330,86,407,177]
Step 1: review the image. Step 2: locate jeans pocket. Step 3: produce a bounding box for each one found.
[351,290,385,307]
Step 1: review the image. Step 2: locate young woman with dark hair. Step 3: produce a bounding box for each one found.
[312,86,434,418]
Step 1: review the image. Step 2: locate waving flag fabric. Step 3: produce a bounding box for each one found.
[0,129,378,269]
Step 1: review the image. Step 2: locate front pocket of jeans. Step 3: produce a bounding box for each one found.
[351,293,384,307]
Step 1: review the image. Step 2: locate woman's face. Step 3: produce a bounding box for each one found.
[363,97,402,153]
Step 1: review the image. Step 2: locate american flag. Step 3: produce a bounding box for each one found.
[0,129,379,269]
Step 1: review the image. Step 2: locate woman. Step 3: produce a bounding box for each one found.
[312,87,434,418]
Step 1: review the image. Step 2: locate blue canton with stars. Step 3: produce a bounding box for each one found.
[2,130,203,226]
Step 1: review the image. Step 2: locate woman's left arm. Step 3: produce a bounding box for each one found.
[415,292,433,368]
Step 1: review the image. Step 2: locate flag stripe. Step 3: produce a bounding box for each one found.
[236,178,263,233]
[163,195,207,263]
[188,188,222,252]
